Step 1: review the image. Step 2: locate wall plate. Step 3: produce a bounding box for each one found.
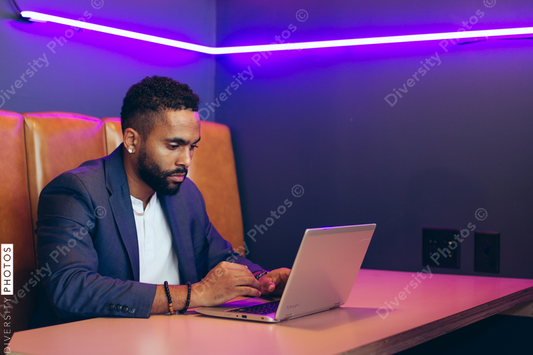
[475,231,500,273]
[422,228,461,269]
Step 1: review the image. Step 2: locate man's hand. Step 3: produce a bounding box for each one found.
[151,265,291,314]
[191,262,261,307]
[257,268,291,296]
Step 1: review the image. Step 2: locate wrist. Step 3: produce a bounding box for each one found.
[189,282,206,308]
[177,282,191,314]
[161,284,196,313]
[253,270,270,280]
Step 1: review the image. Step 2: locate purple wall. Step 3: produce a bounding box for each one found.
[2,0,533,279]
[214,0,533,278]
[1,0,216,118]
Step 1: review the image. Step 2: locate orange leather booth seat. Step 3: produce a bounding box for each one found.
[0,111,36,335]
[0,109,245,333]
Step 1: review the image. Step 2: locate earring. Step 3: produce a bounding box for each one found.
[128,148,133,153]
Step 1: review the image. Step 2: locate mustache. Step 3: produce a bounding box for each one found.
[166,167,188,176]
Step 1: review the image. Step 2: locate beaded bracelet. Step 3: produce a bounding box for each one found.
[178,282,192,314]
[163,281,175,315]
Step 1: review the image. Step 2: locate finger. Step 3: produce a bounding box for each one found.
[263,270,291,295]
[224,270,259,285]
[236,286,261,297]
[224,267,258,283]
[234,275,261,290]
[262,282,275,293]
[229,270,250,278]
[222,262,250,272]
[258,276,276,294]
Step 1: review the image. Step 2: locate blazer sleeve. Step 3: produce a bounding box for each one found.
[183,179,264,278]
[36,172,156,322]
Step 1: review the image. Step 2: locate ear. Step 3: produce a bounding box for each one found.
[123,127,140,154]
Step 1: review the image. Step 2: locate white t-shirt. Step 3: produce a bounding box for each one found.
[130,193,180,285]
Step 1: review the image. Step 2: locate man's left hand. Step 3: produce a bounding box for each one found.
[257,268,291,295]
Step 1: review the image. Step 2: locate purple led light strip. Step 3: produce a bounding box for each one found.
[20,11,533,55]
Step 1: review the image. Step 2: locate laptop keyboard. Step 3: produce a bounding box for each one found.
[227,301,280,315]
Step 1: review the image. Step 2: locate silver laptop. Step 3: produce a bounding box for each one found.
[195,224,376,323]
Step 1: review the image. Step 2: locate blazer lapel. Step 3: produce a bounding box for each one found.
[104,145,141,281]
[160,194,198,284]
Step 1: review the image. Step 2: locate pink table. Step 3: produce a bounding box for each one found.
[9,269,533,355]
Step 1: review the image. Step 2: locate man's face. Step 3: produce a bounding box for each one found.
[137,109,200,195]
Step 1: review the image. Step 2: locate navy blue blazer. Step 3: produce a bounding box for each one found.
[30,145,261,328]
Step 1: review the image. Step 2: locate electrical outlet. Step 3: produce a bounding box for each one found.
[422,228,461,268]
[475,231,500,273]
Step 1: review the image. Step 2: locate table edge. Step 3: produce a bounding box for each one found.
[340,285,533,355]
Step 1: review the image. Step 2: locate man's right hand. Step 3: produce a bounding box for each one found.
[151,262,261,314]
[191,262,261,307]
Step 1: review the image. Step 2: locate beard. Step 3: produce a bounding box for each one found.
[137,146,187,196]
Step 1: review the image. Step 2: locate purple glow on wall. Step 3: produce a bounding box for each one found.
[20,11,533,55]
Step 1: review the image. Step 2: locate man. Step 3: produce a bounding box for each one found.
[30,76,289,328]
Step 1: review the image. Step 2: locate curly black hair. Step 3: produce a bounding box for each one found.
[120,76,200,137]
